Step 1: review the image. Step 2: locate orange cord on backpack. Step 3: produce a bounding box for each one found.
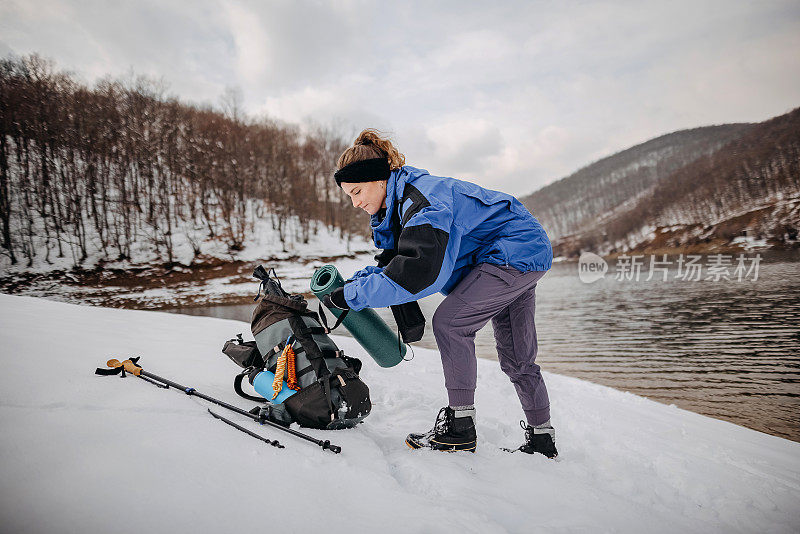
[271,338,301,400]
[285,344,300,391]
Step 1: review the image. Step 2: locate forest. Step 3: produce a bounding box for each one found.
[522,108,800,256]
[0,54,366,268]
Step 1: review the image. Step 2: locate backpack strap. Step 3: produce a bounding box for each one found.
[304,326,330,335]
[234,368,268,402]
[321,348,345,359]
[317,303,348,334]
[295,364,314,379]
[323,373,334,423]
[263,342,306,370]
[287,315,331,378]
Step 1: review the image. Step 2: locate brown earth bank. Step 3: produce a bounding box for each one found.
[0,253,356,310]
[554,227,799,259]
[608,236,798,259]
[552,196,800,259]
[556,237,798,260]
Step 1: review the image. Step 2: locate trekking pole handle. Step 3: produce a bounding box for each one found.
[106,358,142,376]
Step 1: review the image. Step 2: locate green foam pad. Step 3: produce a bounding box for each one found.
[310,265,405,368]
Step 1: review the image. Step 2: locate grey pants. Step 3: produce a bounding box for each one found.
[432,263,550,425]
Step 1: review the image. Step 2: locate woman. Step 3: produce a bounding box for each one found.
[324,129,557,458]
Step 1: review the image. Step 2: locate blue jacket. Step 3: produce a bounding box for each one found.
[343,166,552,311]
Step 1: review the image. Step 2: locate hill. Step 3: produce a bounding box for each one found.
[0,54,364,271]
[521,109,800,256]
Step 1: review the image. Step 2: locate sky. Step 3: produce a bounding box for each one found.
[1,0,799,196]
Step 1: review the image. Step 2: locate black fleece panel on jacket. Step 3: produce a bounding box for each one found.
[374,248,397,268]
[383,224,449,294]
[400,183,431,226]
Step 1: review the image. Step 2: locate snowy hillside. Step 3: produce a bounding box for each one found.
[0,212,377,310]
[520,124,751,239]
[0,209,374,276]
[521,109,800,257]
[0,294,798,533]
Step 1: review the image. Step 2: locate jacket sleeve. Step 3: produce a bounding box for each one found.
[346,265,383,281]
[343,200,459,311]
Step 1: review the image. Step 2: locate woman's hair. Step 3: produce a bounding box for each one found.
[336,128,405,171]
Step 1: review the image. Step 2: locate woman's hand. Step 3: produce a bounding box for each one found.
[323,287,350,310]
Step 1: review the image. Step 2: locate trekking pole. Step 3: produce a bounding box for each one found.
[98,358,342,454]
[207,409,284,449]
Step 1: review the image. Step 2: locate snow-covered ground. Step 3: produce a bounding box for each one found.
[1,294,798,533]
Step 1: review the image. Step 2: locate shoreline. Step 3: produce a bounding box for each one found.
[3,244,798,308]
[0,252,373,309]
[2,251,797,445]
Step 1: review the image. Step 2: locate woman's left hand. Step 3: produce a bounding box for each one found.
[323,287,350,310]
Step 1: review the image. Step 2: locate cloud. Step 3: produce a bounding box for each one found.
[222,1,271,89]
[1,0,799,196]
[419,117,504,178]
[0,40,14,57]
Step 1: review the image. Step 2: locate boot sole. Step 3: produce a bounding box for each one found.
[405,437,476,452]
[501,447,558,459]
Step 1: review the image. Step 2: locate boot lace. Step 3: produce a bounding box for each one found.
[433,407,452,435]
[520,420,532,443]
[520,419,555,443]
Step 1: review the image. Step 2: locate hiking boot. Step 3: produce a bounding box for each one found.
[406,406,477,452]
[517,420,558,459]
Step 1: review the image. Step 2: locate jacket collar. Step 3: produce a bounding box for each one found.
[370,168,405,250]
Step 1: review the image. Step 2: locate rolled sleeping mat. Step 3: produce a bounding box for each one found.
[310,264,405,368]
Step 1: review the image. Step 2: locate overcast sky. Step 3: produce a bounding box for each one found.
[2,0,799,195]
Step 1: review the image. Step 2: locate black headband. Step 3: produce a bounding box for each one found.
[334,158,390,186]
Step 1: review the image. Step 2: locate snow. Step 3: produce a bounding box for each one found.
[0,207,376,276]
[0,294,798,533]
[0,206,379,308]
[730,236,771,251]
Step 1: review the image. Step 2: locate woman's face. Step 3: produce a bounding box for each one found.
[340,180,388,216]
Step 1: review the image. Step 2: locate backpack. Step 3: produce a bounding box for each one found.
[222,266,371,430]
